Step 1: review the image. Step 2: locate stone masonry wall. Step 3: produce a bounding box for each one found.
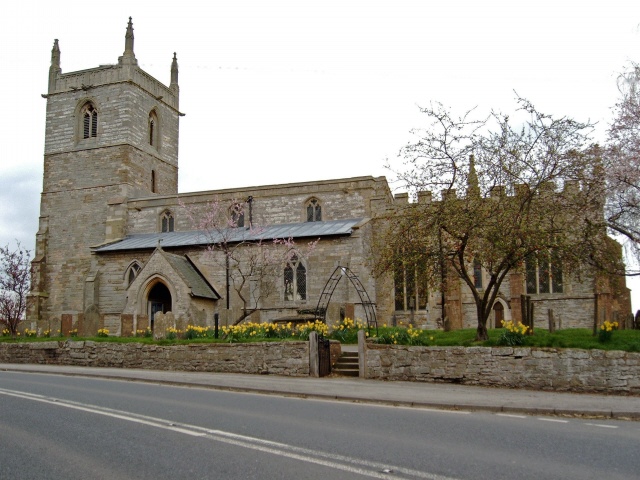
[0,341,309,376]
[363,343,640,394]
[2,340,638,393]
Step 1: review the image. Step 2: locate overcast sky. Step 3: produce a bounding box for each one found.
[1,1,639,310]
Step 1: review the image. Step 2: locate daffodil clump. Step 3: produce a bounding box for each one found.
[295,319,329,339]
[166,327,181,340]
[375,324,428,346]
[1,328,10,337]
[598,320,619,343]
[497,320,529,346]
[184,324,216,340]
[329,317,366,343]
[24,328,37,338]
[135,328,153,338]
[220,321,326,342]
[96,328,109,337]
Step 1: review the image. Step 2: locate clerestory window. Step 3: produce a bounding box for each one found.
[284,256,307,301]
[306,199,322,222]
[230,203,244,228]
[160,211,174,233]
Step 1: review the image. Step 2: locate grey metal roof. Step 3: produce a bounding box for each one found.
[162,253,220,300]
[95,218,366,252]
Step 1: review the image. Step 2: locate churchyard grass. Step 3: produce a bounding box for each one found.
[1,321,639,352]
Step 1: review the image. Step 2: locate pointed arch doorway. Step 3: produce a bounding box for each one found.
[148,282,172,331]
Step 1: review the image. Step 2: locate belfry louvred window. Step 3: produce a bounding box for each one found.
[82,104,98,139]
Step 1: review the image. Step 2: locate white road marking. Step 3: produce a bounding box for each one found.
[496,413,527,419]
[537,418,569,423]
[584,423,618,429]
[0,387,459,480]
[308,397,471,414]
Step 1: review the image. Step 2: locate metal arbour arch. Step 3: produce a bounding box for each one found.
[315,266,378,334]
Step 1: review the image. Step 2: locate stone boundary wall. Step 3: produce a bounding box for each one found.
[363,343,640,394]
[0,341,310,377]
[3,340,638,394]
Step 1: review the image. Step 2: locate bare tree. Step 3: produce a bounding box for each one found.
[379,98,619,340]
[0,243,31,337]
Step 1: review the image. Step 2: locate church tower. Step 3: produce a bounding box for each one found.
[29,18,181,329]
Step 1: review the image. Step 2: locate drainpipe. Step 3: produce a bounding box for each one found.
[226,254,230,310]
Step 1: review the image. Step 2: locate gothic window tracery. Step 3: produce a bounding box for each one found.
[394,255,428,311]
[284,255,307,301]
[126,262,142,286]
[160,210,174,233]
[81,103,98,139]
[526,252,563,294]
[306,198,322,222]
[230,203,244,228]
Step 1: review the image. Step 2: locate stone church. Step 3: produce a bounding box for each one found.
[27,19,631,336]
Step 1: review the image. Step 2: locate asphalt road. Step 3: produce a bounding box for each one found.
[1,371,639,480]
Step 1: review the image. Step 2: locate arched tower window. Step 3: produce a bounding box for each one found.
[160,210,174,233]
[81,103,98,139]
[148,110,159,147]
[306,198,322,222]
[284,255,307,301]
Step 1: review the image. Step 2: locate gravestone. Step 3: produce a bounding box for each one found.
[121,314,134,337]
[81,305,100,337]
[61,314,72,336]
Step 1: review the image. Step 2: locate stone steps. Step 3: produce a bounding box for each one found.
[332,351,359,377]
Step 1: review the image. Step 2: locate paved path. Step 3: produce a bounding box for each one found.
[2,363,639,420]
